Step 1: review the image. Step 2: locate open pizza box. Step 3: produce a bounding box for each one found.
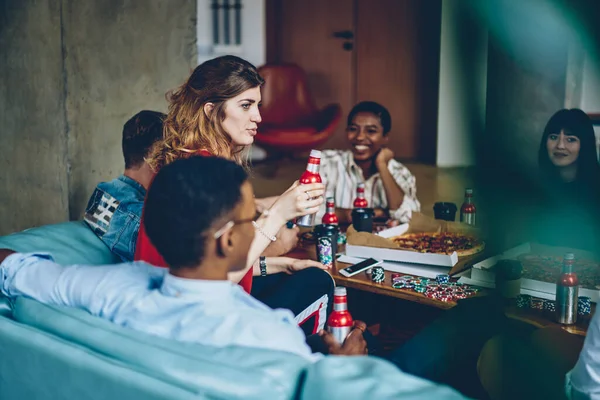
[343,212,483,277]
[459,242,600,302]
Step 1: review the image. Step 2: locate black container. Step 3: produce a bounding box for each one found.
[351,208,374,233]
[433,202,458,221]
[314,224,339,268]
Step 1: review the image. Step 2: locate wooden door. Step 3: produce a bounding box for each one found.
[355,0,441,162]
[266,0,441,161]
[266,0,354,150]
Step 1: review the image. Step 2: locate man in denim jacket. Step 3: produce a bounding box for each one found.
[84,110,165,261]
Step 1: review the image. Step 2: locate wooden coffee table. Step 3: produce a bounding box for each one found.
[288,244,593,335]
[288,245,490,310]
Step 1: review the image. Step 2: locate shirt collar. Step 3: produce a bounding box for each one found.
[160,273,237,299]
[346,152,379,183]
[118,175,147,197]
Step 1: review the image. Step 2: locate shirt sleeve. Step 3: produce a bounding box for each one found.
[0,253,158,318]
[566,310,600,399]
[238,308,323,363]
[386,160,421,223]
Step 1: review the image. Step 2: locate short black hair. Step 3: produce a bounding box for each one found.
[122,110,166,169]
[144,156,249,269]
[347,101,392,135]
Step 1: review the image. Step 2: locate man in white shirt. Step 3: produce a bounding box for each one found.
[316,101,421,224]
[567,308,600,399]
[0,156,367,361]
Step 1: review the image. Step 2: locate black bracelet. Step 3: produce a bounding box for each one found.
[259,256,267,276]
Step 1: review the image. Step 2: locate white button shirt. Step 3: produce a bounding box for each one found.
[567,309,600,399]
[0,253,319,362]
[316,150,420,223]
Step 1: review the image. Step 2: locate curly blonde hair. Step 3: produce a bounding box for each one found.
[146,55,264,171]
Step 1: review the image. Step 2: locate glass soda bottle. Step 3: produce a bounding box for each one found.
[322,196,338,225]
[326,286,354,344]
[460,188,476,226]
[296,149,322,227]
[353,183,368,208]
[556,253,579,325]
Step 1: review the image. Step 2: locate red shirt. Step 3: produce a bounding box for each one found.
[134,150,254,293]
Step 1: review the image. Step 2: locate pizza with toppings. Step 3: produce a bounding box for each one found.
[517,253,600,290]
[390,232,485,256]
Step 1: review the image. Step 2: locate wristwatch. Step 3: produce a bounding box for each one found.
[259,256,267,276]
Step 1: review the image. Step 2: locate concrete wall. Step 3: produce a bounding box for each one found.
[436,0,487,167]
[481,0,569,173]
[0,0,196,235]
[0,0,70,235]
[63,0,196,220]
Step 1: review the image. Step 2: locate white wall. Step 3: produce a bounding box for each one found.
[436,1,487,167]
[196,0,266,67]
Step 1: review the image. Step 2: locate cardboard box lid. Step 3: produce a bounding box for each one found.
[345,212,482,271]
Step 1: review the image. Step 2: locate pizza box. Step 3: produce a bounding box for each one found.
[345,244,459,268]
[337,254,453,279]
[344,211,486,272]
[467,242,600,302]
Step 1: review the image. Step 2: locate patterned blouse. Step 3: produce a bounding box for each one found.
[316,150,420,223]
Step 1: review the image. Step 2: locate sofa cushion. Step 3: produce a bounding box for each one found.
[0,295,11,317]
[0,221,119,266]
[13,297,308,400]
[302,355,467,399]
[0,316,197,400]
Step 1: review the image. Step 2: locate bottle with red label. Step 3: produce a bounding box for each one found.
[326,286,354,344]
[296,150,322,227]
[460,188,476,226]
[322,196,339,225]
[353,183,368,208]
[556,253,579,325]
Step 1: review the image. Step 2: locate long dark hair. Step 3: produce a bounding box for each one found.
[538,108,600,186]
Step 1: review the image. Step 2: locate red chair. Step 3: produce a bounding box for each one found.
[255,64,342,157]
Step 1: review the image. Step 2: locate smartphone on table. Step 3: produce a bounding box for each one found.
[339,258,383,277]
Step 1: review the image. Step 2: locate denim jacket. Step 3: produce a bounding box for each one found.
[83,175,146,262]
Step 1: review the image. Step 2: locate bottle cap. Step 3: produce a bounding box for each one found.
[465,188,473,195]
[334,286,347,296]
[308,149,322,159]
[564,253,575,261]
[357,183,365,191]
[326,196,335,203]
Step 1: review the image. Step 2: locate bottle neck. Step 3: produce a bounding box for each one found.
[333,296,348,312]
[463,196,473,204]
[356,190,365,199]
[326,204,335,213]
[306,162,320,174]
[562,262,574,274]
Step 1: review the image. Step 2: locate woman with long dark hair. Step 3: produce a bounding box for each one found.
[532,108,600,250]
[538,108,600,192]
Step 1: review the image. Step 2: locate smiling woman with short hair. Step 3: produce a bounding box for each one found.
[316,101,421,224]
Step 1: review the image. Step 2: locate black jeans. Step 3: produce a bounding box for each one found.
[252,268,335,336]
[385,295,534,397]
